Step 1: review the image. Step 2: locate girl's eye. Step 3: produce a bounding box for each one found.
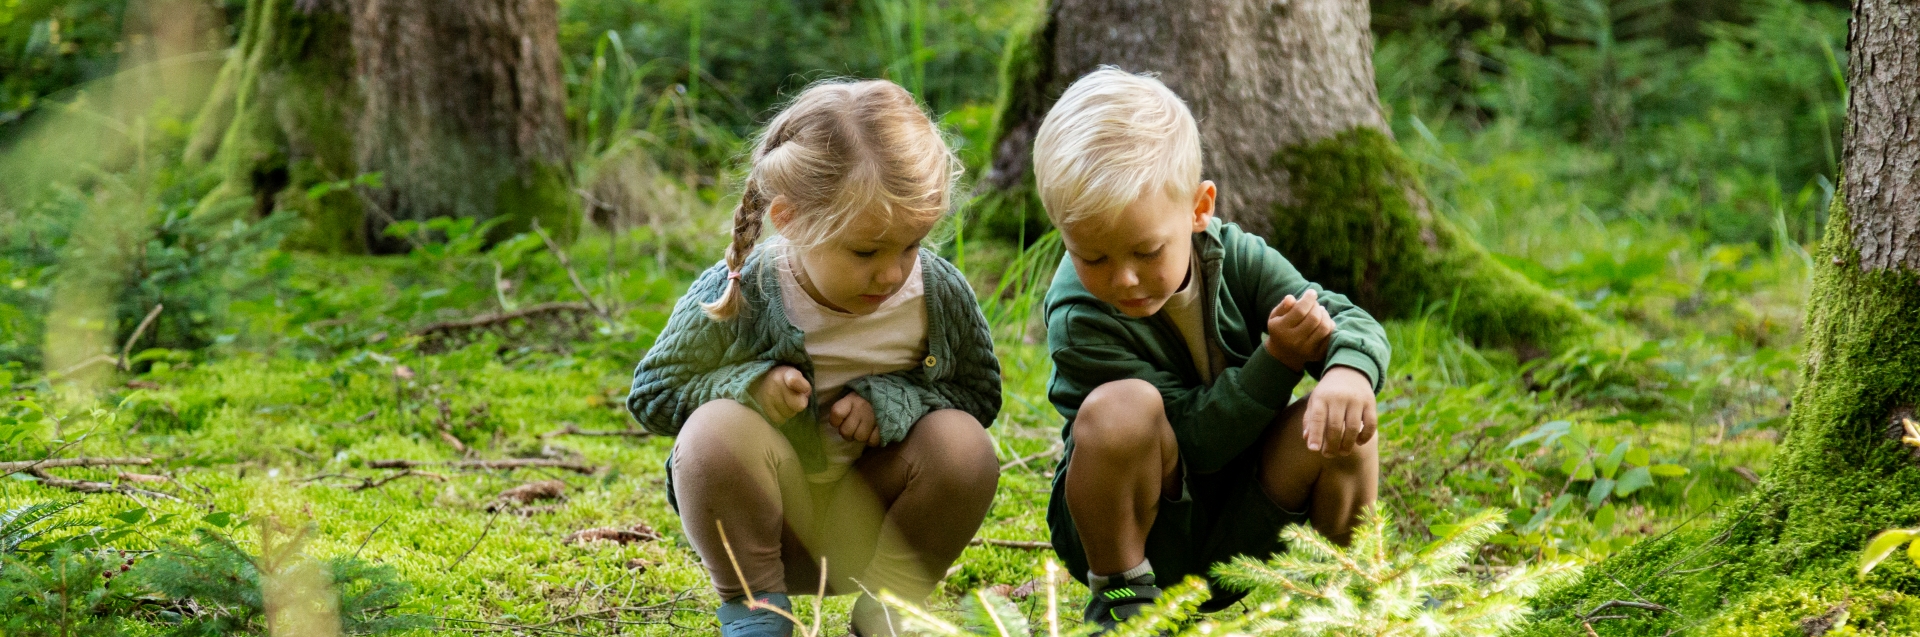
[1079,255,1107,266]
[852,250,878,258]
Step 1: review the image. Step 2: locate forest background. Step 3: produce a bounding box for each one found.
[0,0,1882,634]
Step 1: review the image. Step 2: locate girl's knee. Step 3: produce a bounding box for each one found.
[675,400,788,471]
[906,411,999,490]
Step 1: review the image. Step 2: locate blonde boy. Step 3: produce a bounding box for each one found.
[1035,68,1389,630]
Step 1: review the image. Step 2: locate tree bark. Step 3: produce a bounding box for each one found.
[185,0,576,253]
[1519,1,1920,633]
[978,0,1594,351]
[350,0,575,250]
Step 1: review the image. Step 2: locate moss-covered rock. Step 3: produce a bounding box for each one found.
[1516,198,1920,635]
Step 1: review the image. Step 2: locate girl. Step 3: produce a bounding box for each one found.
[627,80,1002,637]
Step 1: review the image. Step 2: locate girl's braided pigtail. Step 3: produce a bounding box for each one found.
[700,178,769,320]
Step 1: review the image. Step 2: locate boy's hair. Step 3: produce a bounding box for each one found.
[1032,67,1202,228]
[705,79,959,320]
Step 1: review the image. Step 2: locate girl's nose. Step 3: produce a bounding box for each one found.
[877,261,906,286]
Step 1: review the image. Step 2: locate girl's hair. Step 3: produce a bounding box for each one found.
[703,79,957,320]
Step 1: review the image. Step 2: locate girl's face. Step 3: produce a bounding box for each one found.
[772,199,936,316]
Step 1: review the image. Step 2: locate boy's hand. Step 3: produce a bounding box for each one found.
[753,365,811,424]
[829,392,881,447]
[1303,366,1376,457]
[1265,288,1335,371]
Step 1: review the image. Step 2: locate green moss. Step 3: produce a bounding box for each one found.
[1271,127,1598,351]
[191,0,361,253]
[491,162,579,245]
[1516,197,1920,635]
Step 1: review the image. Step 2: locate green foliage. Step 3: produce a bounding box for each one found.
[136,526,424,635]
[884,510,1578,636]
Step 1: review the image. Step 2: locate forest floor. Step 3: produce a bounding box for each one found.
[0,196,1810,634]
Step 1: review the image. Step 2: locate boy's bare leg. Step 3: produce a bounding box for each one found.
[1063,379,1182,575]
[1256,393,1378,545]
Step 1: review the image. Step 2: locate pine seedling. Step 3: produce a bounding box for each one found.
[1212,508,1582,637]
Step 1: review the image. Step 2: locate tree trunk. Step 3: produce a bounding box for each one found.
[185,0,575,253]
[186,0,364,253]
[1519,1,1920,633]
[350,0,575,250]
[978,0,1594,351]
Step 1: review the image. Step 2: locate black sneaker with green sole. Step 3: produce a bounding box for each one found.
[1083,583,1161,633]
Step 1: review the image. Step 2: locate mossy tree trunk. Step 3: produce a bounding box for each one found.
[187,0,576,253]
[1519,1,1920,633]
[186,0,364,253]
[979,0,1594,351]
[349,0,575,250]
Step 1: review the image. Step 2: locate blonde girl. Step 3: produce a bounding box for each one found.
[627,80,1001,637]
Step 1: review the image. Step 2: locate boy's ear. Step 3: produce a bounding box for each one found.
[1190,181,1217,233]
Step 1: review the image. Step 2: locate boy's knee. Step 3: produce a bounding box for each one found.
[1073,379,1167,455]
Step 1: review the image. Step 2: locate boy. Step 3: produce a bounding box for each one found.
[1034,68,1390,631]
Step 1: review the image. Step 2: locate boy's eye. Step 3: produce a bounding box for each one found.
[1135,248,1163,259]
[852,249,878,258]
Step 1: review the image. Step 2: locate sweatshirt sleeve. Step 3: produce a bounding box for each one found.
[1048,303,1305,474]
[626,266,780,436]
[846,257,1003,444]
[1228,227,1390,390]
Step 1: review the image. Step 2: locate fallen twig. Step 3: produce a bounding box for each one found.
[119,303,164,370]
[565,523,662,545]
[969,537,1052,550]
[368,458,597,475]
[0,456,153,475]
[542,422,651,439]
[26,469,179,501]
[532,220,610,319]
[447,512,499,571]
[1001,442,1064,472]
[1582,599,1671,622]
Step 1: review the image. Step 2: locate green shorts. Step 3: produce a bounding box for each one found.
[1046,438,1309,611]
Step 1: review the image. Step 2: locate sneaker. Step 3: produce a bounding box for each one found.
[718,592,793,637]
[850,593,906,636]
[1084,582,1161,633]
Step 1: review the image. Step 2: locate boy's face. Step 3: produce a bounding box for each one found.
[772,199,932,316]
[1059,181,1216,318]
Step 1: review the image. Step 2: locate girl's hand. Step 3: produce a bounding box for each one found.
[1303,366,1376,457]
[829,392,881,447]
[754,366,811,424]
[1265,288,1335,371]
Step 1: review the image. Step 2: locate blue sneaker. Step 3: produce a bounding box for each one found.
[718,592,793,637]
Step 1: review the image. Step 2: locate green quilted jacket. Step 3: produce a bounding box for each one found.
[1044,218,1391,474]
[626,246,1002,472]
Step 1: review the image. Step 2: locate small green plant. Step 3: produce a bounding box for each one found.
[881,510,1578,636]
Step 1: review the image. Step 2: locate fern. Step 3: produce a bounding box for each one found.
[882,509,1578,636]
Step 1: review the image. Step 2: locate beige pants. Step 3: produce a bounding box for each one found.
[670,400,1000,601]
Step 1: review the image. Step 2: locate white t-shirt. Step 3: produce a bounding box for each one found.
[1159,255,1214,385]
[776,247,929,483]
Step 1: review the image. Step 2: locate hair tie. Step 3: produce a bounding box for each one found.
[727,270,743,281]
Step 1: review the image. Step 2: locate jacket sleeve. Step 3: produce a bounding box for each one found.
[626,266,780,436]
[1229,227,1390,390]
[845,259,1003,444]
[1048,303,1305,474]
